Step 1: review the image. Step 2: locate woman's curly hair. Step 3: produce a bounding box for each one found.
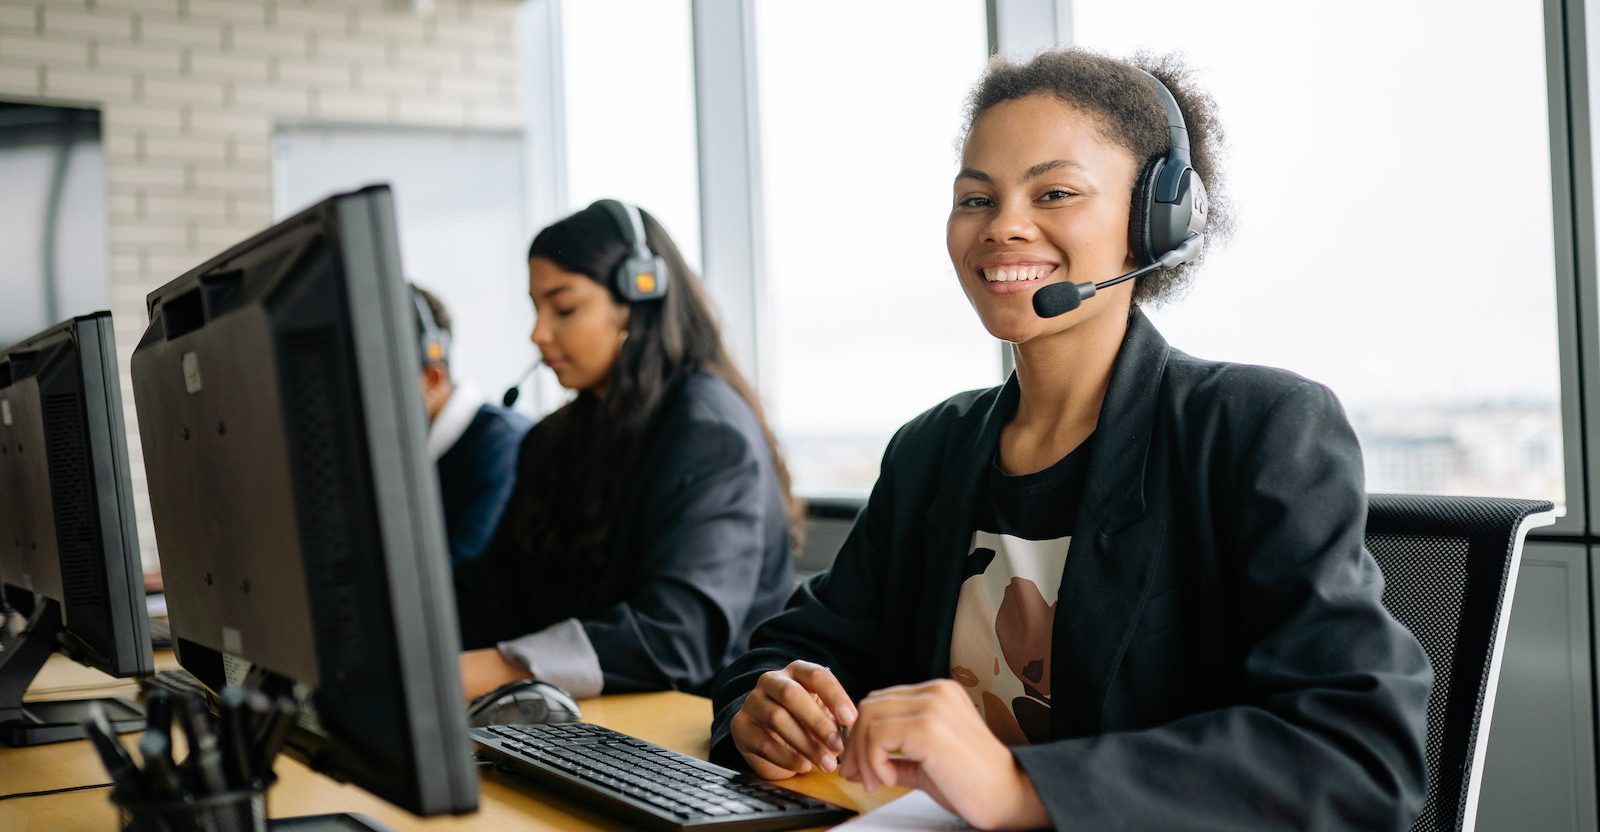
[961,48,1234,307]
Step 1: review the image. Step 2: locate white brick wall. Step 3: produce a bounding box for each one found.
[0,5,36,30]
[0,0,523,571]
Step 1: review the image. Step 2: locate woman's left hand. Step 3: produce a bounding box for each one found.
[460,647,532,701]
[837,679,1049,831]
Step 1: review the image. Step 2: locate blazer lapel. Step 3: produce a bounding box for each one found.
[917,376,1019,682]
[1053,311,1172,736]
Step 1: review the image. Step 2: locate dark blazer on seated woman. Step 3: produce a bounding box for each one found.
[710,311,1431,829]
[456,369,794,698]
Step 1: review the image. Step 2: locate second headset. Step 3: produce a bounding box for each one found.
[593,199,670,303]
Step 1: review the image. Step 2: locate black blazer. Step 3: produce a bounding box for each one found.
[455,371,794,694]
[710,312,1431,830]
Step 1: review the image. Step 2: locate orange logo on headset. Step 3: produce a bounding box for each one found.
[634,273,657,294]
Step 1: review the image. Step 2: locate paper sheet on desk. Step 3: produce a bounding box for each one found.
[834,790,974,830]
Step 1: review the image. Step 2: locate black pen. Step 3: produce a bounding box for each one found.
[252,696,297,782]
[83,703,142,799]
[217,687,256,788]
[137,731,184,800]
[175,693,229,795]
[143,689,173,741]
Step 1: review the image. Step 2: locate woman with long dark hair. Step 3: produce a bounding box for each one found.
[454,200,801,701]
[710,49,1430,829]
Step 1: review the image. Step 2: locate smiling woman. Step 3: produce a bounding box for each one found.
[710,48,1432,831]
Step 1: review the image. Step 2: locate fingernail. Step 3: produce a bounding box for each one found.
[838,704,857,724]
[822,754,837,772]
[798,759,812,773]
[826,734,843,752]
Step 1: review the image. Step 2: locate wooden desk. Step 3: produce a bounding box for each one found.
[0,654,904,830]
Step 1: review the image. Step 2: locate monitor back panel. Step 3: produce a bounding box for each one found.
[132,186,475,816]
[0,345,66,605]
[0,314,149,675]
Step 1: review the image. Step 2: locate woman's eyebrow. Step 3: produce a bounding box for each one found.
[540,285,573,300]
[956,159,1087,184]
[1025,158,1086,179]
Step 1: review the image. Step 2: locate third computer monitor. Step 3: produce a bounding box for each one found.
[0,311,151,746]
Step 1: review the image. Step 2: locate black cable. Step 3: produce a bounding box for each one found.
[0,782,112,801]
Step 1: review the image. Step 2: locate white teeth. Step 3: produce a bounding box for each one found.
[983,266,1051,282]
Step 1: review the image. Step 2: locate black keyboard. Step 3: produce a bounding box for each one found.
[473,722,855,831]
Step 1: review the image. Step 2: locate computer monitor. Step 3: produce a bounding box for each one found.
[130,185,477,821]
[0,312,152,746]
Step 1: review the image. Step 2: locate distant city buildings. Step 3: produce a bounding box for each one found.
[784,399,1567,509]
[1353,401,1562,506]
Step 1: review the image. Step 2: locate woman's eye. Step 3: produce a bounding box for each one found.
[957,195,994,208]
[554,306,577,318]
[1040,189,1076,202]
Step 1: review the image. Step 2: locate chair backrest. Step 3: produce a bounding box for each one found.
[1365,493,1556,832]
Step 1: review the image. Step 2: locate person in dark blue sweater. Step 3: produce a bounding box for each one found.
[411,284,532,568]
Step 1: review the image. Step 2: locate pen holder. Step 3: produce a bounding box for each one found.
[113,785,268,832]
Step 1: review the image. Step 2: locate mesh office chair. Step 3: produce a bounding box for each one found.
[1365,494,1556,832]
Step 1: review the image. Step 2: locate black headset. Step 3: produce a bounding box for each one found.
[593,199,670,302]
[411,285,450,368]
[1128,67,1209,267]
[1031,68,1211,318]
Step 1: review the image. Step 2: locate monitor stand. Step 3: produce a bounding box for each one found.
[0,599,144,747]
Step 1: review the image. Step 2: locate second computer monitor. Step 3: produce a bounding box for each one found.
[130,185,476,818]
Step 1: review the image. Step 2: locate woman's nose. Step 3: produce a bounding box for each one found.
[984,198,1037,244]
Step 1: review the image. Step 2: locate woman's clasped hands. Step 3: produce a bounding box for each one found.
[730,661,1048,830]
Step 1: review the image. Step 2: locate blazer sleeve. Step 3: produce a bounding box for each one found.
[1011,380,1432,831]
[708,425,904,767]
[577,420,774,694]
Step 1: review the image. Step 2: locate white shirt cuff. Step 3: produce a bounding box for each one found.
[496,618,605,699]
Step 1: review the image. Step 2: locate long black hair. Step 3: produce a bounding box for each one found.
[509,202,801,579]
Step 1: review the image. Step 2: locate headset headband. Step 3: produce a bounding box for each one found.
[1133,68,1191,199]
[411,286,449,367]
[597,200,652,262]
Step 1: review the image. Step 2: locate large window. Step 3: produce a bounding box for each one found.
[273,126,534,403]
[1073,0,1565,506]
[754,0,995,495]
[562,0,702,269]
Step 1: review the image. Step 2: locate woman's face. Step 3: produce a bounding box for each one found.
[528,256,630,393]
[947,93,1142,344]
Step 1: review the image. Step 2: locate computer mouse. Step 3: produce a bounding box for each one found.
[467,679,582,728]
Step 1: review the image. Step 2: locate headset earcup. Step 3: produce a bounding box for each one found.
[616,255,670,302]
[1129,157,1162,267]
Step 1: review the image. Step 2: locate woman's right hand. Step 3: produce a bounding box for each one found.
[729,660,858,779]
